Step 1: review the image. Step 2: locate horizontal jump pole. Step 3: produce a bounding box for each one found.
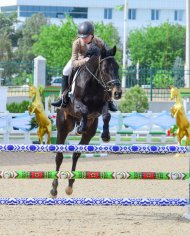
[0,144,189,153]
[0,171,189,180]
[0,198,187,206]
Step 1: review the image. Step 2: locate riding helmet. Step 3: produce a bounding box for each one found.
[78,21,94,38]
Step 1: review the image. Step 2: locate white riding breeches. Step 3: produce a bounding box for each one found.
[63,59,72,76]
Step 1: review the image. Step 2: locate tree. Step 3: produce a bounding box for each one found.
[33,18,122,67]
[94,22,122,64]
[118,85,149,112]
[0,32,12,61]
[33,17,77,67]
[0,12,17,36]
[172,56,185,87]
[16,13,49,62]
[128,22,185,68]
[0,13,17,60]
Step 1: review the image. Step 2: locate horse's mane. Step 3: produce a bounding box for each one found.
[84,45,116,71]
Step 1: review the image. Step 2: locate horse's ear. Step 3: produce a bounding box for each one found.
[110,45,117,56]
[101,48,106,58]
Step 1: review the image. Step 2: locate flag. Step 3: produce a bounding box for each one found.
[115,5,124,11]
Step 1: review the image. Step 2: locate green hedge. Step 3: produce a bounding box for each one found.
[7,100,30,113]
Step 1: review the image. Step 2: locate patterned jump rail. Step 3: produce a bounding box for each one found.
[0,144,189,153]
[0,171,189,180]
[0,198,187,206]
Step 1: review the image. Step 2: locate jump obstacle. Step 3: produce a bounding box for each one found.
[0,170,189,180]
[0,144,188,153]
[0,198,187,206]
[0,144,190,219]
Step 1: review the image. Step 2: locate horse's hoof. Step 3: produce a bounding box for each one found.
[101,134,110,142]
[102,138,110,142]
[50,189,57,198]
[76,126,82,135]
[65,186,73,195]
[77,126,87,134]
[75,130,82,136]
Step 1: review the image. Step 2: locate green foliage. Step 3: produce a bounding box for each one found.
[33,17,122,67]
[128,22,185,68]
[118,85,149,112]
[0,13,17,61]
[11,71,32,85]
[172,57,185,87]
[28,116,38,130]
[33,17,77,67]
[94,22,122,64]
[16,13,49,61]
[0,12,18,44]
[152,70,174,88]
[7,100,30,113]
[0,32,12,61]
[170,124,178,136]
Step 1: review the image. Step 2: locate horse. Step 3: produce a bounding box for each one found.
[28,85,52,144]
[50,45,122,197]
[170,86,190,145]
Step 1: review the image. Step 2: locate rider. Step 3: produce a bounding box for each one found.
[51,21,117,112]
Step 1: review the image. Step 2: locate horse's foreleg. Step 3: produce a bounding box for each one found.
[66,118,98,195]
[184,129,190,146]
[76,102,88,134]
[50,152,64,198]
[77,115,88,134]
[65,152,81,195]
[47,124,52,144]
[177,129,184,145]
[101,104,111,142]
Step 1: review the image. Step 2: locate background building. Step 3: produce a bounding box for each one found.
[0,0,186,43]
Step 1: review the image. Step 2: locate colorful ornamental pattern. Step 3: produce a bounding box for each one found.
[0,171,189,180]
[0,144,188,153]
[0,198,187,206]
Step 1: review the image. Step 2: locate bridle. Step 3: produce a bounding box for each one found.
[85,55,121,93]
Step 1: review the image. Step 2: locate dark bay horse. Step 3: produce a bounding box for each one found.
[50,46,122,197]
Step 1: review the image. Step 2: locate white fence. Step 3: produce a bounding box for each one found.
[0,111,179,145]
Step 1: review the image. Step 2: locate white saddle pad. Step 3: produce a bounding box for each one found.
[69,69,79,95]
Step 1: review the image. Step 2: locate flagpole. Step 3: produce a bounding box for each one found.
[122,0,128,88]
[185,0,190,87]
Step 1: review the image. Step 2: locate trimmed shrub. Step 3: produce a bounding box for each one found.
[7,100,30,113]
[118,85,149,113]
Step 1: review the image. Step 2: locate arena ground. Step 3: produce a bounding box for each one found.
[0,152,190,236]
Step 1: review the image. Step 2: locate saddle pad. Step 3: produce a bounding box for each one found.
[69,69,80,95]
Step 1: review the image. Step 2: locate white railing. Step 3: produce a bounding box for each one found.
[0,111,178,144]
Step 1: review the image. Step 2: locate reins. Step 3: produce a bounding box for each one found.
[85,55,120,93]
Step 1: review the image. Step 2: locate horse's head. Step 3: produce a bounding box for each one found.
[170,85,179,100]
[99,46,122,100]
[29,85,37,98]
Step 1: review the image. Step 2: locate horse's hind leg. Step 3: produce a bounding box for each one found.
[65,118,98,195]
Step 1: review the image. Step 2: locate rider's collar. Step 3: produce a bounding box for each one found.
[87,35,94,44]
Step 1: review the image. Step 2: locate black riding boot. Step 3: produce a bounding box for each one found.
[108,100,117,112]
[51,75,69,107]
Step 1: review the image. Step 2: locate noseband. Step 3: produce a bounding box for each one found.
[85,56,121,92]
